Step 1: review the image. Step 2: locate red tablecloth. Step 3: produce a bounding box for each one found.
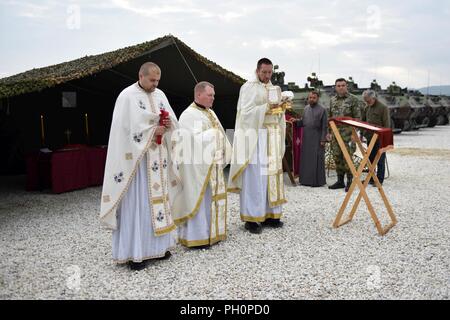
[293,126,303,176]
[26,146,107,193]
[329,117,394,149]
[285,114,303,176]
[86,147,107,186]
[51,148,90,193]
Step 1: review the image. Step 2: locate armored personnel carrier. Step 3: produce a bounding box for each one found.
[271,70,332,116]
[383,82,418,131]
[429,96,449,125]
[440,96,450,124]
[369,80,404,132]
[422,95,442,127]
[438,96,450,125]
[407,91,433,129]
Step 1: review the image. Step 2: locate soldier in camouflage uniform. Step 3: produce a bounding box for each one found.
[328,78,361,192]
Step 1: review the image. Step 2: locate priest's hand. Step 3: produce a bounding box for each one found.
[154,126,166,137]
[326,133,332,142]
[320,141,326,147]
[162,117,172,129]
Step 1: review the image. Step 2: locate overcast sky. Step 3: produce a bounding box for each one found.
[1,0,449,89]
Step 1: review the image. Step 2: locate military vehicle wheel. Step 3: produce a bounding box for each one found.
[403,120,412,131]
[421,117,430,127]
[437,115,445,126]
[428,118,437,128]
[390,118,396,129]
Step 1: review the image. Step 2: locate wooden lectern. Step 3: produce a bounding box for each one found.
[329,117,397,236]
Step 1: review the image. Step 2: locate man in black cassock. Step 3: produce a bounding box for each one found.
[295,91,329,187]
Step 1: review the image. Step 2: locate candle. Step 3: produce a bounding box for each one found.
[64,129,72,145]
[40,115,45,146]
[84,113,89,143]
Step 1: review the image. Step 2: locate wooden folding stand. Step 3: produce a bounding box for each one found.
[329,117,397,236]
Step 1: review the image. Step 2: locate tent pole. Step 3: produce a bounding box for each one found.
[172,38,198,84]
[108,68,135,81]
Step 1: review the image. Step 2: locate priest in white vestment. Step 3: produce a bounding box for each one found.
[100,62,181,270]
[228,58,287,234]
[172,82,232,248]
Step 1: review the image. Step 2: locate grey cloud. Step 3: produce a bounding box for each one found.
[0,0,449,88]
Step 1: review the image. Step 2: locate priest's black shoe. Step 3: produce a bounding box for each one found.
[244,222,262,234]
[128,261,147,271]
[156,251,172,260]
[191,245,211,250]
[261,218,284,228]
[328,174,345,189]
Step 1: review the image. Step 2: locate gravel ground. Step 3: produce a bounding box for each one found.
[1,126,449,300]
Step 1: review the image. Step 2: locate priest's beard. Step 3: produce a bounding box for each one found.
[138,80,156,93]
[258,75,269,84]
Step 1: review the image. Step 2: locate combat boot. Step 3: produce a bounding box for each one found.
[345,174,353,192]
[328,174,345,189]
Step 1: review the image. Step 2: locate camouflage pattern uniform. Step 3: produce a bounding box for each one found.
[328,93,361,175]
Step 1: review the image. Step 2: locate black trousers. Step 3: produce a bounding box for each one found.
[368,140,386,184]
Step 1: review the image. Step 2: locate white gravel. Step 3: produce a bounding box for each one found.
[1,126,449,300]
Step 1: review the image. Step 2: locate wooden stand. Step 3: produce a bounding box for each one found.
[283,157,296,185]
[283,120,298,185]
[329,120,397,236]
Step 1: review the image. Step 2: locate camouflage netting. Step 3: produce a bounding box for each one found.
[0,35,245,99]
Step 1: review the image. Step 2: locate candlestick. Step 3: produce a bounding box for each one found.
[64,129,72,145]
[84,113,90,143]
[40,115,45,146]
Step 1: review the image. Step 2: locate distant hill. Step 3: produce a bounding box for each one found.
[417,85,450,96]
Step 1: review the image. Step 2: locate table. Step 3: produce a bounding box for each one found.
[26,145,107,193]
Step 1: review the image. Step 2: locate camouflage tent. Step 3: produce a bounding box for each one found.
[0,35,244,174]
